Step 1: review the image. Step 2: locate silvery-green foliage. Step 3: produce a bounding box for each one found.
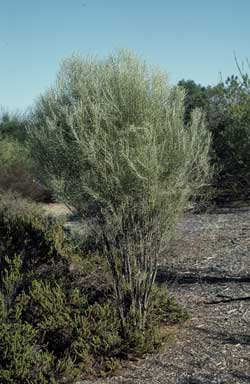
[29,50,211,332]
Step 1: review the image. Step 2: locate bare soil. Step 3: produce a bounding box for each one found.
[78,203,250,384]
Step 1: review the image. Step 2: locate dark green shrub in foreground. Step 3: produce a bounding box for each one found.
[0,319,56,384]
[0,194,188,383]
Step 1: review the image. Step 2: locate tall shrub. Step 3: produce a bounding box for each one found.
[28,50,211,334]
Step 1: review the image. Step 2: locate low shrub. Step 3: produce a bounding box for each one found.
[0,320,57,384]
[0,193,69,274]
[151,286,190,325]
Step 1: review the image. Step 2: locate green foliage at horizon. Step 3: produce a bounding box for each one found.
[178,79,209,124]
[0,110,28,143]
[179,70,250,199]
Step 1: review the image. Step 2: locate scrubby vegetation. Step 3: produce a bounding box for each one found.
[0,194,188,383]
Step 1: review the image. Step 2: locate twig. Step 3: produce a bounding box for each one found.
[204,294,250,305]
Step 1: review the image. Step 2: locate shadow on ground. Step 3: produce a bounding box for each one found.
[156,268,250,285]
[194,327,250,347]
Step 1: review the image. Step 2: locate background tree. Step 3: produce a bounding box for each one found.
[28,50,211,335]
[0,110,28,143]
[178,79,209,123]
[180,74,250,199]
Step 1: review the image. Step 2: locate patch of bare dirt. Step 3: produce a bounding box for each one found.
[41,202,74,219]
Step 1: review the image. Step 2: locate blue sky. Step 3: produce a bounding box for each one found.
[0,0,249,111]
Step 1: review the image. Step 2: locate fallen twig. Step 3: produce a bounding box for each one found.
[204,294,250,305]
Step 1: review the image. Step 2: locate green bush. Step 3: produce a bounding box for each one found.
[0,194,188,382]
[151,286,189,325]
[29,49,211,335]
[0,320,56,384]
